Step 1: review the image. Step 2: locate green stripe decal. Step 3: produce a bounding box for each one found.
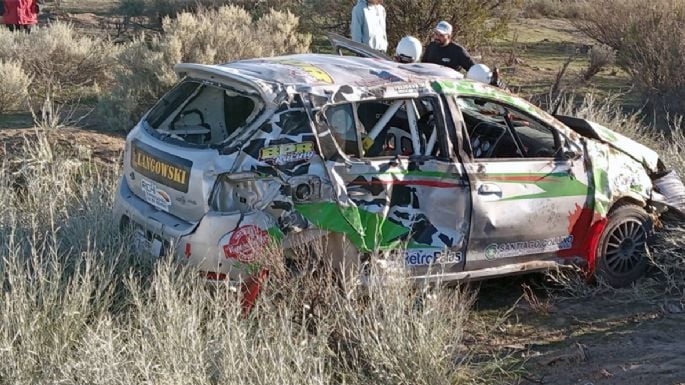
[295,202,410,252]
[480,172,589,201]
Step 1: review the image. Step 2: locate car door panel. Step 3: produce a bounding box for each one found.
[451,96,592,268]
[318,96,471,273]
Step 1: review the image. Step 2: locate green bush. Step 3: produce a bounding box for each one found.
[97,5,311,131]
[576,0,685,113]
[0,60,31,114]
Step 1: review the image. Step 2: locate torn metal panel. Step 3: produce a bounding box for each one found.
[652,171,685,215]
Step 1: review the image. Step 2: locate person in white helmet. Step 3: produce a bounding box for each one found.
[466,63,508,90]
[394,35,422,63]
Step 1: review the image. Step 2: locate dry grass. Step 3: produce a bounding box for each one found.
[0,129,478,384]
[0,60,31,114]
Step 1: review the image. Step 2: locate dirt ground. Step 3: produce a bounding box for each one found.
[0,127,124,166]
[472,277,685,385]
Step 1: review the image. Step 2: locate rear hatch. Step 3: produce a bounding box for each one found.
[123,67,272,223]
[124,129,220,223]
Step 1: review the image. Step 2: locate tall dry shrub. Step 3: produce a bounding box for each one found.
[384,0,520,51]
[576,0,685,113]
[97,5,311,131]
[0,23,118,103]
[293,0,519,52]
[0,61,31,114]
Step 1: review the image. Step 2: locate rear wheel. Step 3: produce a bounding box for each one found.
[595,204,652,287]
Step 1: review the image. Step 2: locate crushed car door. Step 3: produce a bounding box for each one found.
[310,95,470,273]
[452,96,592,268]
[326,32,391,60]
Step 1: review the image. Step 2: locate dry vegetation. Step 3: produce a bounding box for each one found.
[1,1,685,384]
[0,135,478,384]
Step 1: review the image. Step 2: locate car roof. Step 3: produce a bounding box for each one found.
[188,53,463,89]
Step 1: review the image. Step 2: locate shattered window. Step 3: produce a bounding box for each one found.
[325,103,360,157]
[146,80,200,129]
[457,97,559,159]
[147,81,263,146]
[458,98,523,159]
[506,109,559,158]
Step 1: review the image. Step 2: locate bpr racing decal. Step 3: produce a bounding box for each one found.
[141,179,172,212]
[485,235,574,260]
[223,225,270,262]
[131,139,192,193]
[259,142,316,165]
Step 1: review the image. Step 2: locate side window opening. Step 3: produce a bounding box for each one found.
[325,103,360,157]
[324,96,447,160]
[457,97,559,160]
[147,81,263,146]
[505,110,559,158]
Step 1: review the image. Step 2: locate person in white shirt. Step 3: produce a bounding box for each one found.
[350,0,388,52]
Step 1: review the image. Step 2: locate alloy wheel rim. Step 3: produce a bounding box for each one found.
[604,219,647,275]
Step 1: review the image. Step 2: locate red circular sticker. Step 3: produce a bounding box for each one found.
[223,225,270,262]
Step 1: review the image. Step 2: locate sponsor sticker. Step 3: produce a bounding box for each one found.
[269,59,334,84]
[131,139,192,193]
[404,249,463,266]
[259,142,316,165]
[223,225,270,262]
[141,179,172,212]
[484,235,574,260]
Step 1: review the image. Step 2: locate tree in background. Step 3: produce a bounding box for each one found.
[576,0,685,114]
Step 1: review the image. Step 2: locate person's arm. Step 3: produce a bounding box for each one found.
[421,43,433,63]
[0,1,5,16]
[350,6,365,43]
[457,45,476,71]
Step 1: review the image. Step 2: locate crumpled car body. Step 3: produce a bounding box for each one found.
[113,51,685,288]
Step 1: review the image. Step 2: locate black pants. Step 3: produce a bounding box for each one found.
[7,24,31,33]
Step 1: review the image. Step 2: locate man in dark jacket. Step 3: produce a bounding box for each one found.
[421,20,474,73]
[1,0,39,32]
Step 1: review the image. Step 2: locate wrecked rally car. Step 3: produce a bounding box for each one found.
[113,53,685,289]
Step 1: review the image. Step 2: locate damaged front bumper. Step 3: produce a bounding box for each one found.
[652,170,685,217]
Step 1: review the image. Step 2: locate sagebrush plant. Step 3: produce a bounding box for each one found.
[0,60,31,114]
[97,5,311,131]
[0,23,118,104]
[0,129,475,384]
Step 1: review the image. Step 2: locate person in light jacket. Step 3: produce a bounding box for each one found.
[350,0,387,52]
[1,0,39,33]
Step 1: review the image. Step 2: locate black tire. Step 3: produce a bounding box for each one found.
[595,204,652,287]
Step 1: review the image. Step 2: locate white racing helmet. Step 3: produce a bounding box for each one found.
[395,36,423,63]
[466,64,493,85]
